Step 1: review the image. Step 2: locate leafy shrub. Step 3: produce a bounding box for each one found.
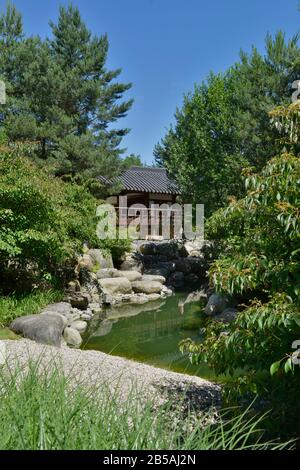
[181,104,300,439]
[0,151,129,292]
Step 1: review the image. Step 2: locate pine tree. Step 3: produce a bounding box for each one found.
[0,3,133,180]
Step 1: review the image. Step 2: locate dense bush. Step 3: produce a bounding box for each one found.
[181,104,300,439]
[0,151,129,292]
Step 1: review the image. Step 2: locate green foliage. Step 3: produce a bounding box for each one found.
[0,151,99,287]
[155,74,248,215]
[269,101,300,151]
[0,150,130,292]
[0,3,132,180]
[122,153,144,169]
[181,104,300,437]
[0,360,292,450]
[0,290,63,326]
[208,152,300,297]
[155,32,300,215]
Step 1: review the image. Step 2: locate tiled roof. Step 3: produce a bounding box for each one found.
[99,166,180,195]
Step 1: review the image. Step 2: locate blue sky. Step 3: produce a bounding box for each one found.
[5,0,300,163]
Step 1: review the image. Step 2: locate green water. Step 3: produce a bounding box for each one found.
[83,292,216,379]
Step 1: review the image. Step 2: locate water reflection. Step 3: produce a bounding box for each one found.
[83,292,215,378]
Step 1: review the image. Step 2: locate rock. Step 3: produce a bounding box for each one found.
[174,258,192,273]
[98,277,132,296]
[146,293,162,301]
[96,268,118,279]
[81,313,93,321]
[88,248,113,270]
[189,250,202,257]
[156,241,179,259]
[71,320,88,334]
[77,254,94,271]
[141,274,166,284]
[178,243,189,257]
[184,239,205,256]
[89,303,103,315]
[112,270,142,282]
[188,258,205,274]
[169,271,184,287]
[204,293,229,316]
[161,285,173,296]
[185,273,200,284]
[10,314,65,347]
[139,243,157,256]
[66,280,81,293]
[63,327,82,347]
[127,294,150,305]
[39,311,68,328]
[68,293,89,310]
[145,261,176,279]
[214,308,238,323]
[40,302,71,317]
[119,253,144,273]
[131,280,163,294]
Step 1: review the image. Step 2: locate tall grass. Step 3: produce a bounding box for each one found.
[0,290,63,327]
[0,361,293,450]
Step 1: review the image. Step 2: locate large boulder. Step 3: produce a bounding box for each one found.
[66,280,81,293]
[112,270,142,282]
[204,293,229,316]
[88,248,113,270]
[40,302,71,317]
[10,314,65,347]
[185,273,200,284]
[156,241,179,259]
[184,239,205,256]
[174,258,192,274]
[77,254,94,271]
[213,308,238,323]
[161,285,173,296]
[96,268,118,279]
[68,293,89,310]
[145,261,176,279]
[98,277,132,296]
[131,280,163,294]
[63,327,82,347]
[141,274,166,284]
[71,320,88,334]
[39,311,68,328]
[119,253,144,273]
[139,243,157,256]
[169,271,184,287]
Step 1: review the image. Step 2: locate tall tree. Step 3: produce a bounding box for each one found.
[155,32,300,216]
[0,3,133,179]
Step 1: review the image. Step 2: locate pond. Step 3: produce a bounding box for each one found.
[82,291,217,380]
